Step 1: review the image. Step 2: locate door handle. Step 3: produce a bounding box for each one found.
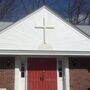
[40,70,45,81]
[40,76,44,81]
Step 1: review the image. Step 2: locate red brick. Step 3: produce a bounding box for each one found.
[0,57,15,90]
[69,57,90,90]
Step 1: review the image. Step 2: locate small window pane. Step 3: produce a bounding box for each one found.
[58,61,62,77]
[21,72,25,77]
[59,68,62,72]
[59,72,62,77]
[21,64,25,78]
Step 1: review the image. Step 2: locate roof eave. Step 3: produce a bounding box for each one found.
[0,50,90,56]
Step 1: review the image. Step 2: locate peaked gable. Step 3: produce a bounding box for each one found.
[0,6,90,51]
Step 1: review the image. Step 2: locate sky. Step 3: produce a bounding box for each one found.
[0,0,90,23]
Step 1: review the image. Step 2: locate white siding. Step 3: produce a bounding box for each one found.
[0,6,89,51]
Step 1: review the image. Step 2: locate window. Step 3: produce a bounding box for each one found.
[58,61,62,77]
[20,63,25,78]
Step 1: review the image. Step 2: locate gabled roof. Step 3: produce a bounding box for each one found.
[0,6,90,55]
[0,6,89,38]
[77,25,90,37]
[0,22,13,32]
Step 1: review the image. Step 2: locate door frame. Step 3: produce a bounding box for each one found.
[57,57,70,90]
[14,56,27,90]
[14,56,70,90]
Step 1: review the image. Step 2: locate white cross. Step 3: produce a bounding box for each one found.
[35,17,54,44]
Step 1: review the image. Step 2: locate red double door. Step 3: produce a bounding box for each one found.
[28,58,57,90]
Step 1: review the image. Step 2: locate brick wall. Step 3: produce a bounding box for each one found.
[69,57,90,90]
[0,57,15,90]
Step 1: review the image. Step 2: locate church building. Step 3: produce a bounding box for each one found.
[0,6,90,90]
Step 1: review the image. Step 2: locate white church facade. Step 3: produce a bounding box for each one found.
[0,6,90,90]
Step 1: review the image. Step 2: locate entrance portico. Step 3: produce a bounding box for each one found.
[14,55,69,90]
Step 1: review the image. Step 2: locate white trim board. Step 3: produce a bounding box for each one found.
[0,50,90,56]
[14,56,21,90]
[15,56,27,90]
[63,57,70,90]
[57,58,63,90]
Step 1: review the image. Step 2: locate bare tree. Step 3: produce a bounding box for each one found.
[67,0,89,25]
[74,0,85,24]
[20,0,29,14]
[0,0,15,20]
[88,13,90,24]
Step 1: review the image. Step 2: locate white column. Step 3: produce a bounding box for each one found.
[63,57,70,90]
[21,56,27,90]
[14,56,21,90]
[57,58,63,90]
